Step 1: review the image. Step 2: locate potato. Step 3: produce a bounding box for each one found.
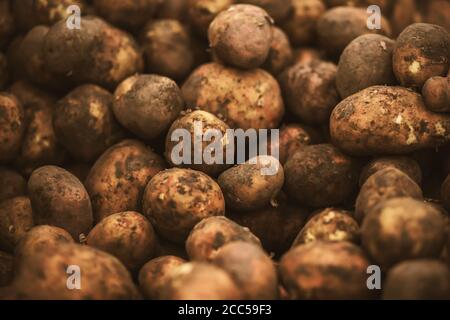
[0,251,13,287]
[0,52,7,89]
[330,86,450,156]
[11,243,140,299]
[280,241,373,299]
[361,197,446,270]
[422,76,450,113]
[212,241,278,299]
[143,168,225,244]
[113,75,184,140]
[43,17,143,89]
[0,93,25,164]
[218,156,284,212]
[425,0,450,32]
[208,4,273,69]
[0,167,26,203]
[93,0,160,29]
[336,34,396,99]
[292,208,359,246]
[280,0,326,46]
[165,110,231,176]
[28,165,93,239]
[317,6,391,57]
[138,255,186,299]
[383,259,450,300]
[0,196,33,252]
[188,0,234,37]
[85,140,165,222]
[182,63,284,130]
[237,0,291,21]
[355,168,423,222]
[262,27,293,75]
[141,19,194,80]
[87,211,156,272]
[186,216,261,261]
[284,144,360,207]
[0,0,14,48]
[292,47,323,65]
[278,60,339,125]
[54,84,124,162]
[393,23,450,89]
[10,81,65,175]
[159,262,242,300]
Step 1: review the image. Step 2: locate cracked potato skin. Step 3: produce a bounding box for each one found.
[85,140,166,222]
[0,93,25,164]
[143,168,226,244]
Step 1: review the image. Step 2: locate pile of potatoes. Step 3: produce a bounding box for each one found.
[0,0,449,300]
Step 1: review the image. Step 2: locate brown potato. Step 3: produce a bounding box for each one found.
[425,0,450,32]
[284,144,360,207]
[113,75,184,140]
[86,211,156,272]
[355,167,423,222]
[0,93,25,164]
[0,52,7,89]
[262,27,293,75]
[336,34,396,99]
[208,4,273,69]
[138,255,186,300]
[292,208,359,246]
[422,76,450,113]
[390,0,421,37]
[280,0,326,46]
[362,197,446,270]
[330,86,450,156]
[159,262,242,300]
[28,165,93,239]
[280,241,373,299]
[141,19,194,80]
[317,6,391,57]
[0,0,14,48]
[383,259,450,300]
[11,243,140,299]
[85,140,165,222]
[393,23,450,89]
[0,167,26,203]
[292,47,323,65]
[212,241,278,300]
[237,0,292,22]
[186,216,261,261]
[0,251,12,287]
[218,156,284,212]
[188,0,234,37]
[165,110,231,176]
[182,63,284,130]
[0,196,33,252]
[279,60,339,125]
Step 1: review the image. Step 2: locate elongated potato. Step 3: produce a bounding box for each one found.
[0,93,25,164]
[28,166,93,239]
[0,196,33,252]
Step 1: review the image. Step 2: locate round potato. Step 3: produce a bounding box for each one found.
[262,27,293,75]
[28,166,93,239]
[188,0,234,37]
[186,216,261,261]
[0,93,25,164]
[0,196,33,252]
[0,168,26,203]
[422,76,450,113]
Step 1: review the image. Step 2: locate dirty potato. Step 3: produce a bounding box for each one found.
[262,27,293,75]
[422,76,450,113]
[0,167,26,203]
[0,93,25,164]
[0,196,33,252]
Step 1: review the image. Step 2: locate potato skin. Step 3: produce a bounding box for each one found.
[279,60,339,125]
[28,166,93,239]
[383,259,450,300]
[113,75,184,140]
[330,86,450,156]
[186,216,261,261]
[280,241,373,299]
[336,34,396,99]
[86,211,156,272]
[212,241,278,300]
[208,4,273,69]
[11,243,141,300]
[141,19,194,80]
[143,168,225,244]
[284,144,360,208]
[188,0,234,37]
[0,168,26,203]
[0,250,12,287]
[0,93,25,164]
[182,63,284,130]
[218,156,284,212]
[138,255,186,300]
[422,76,450,113]
[361,197,446,270]
[292,208,359,246]
[159,262,242,300]
[262,27,293,75]
[393,23,450,89]
[85,140,165,222]
[355,168,423,223]
[0,196,33,252]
